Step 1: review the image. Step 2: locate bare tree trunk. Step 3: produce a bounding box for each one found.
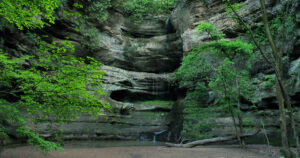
[221,65,242,146]
[260,119,270,146]
[260,0,293,157]
[237,106,245,146]
[165,130,260,148]
[235,72,245,147]
[276,80,292,157]
[230,109,243,146]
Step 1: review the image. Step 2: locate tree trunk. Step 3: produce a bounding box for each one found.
[165,130,260,148]
[221,64,243,147]
[235,72,245,147]
[260,119,270,146]
[260,0,293,157]
[230,109,243,146]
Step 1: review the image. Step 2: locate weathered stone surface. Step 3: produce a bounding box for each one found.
[96,33,182,73]
[171,0,299,54]
[25,9,183,141]
[101,65,176,101]
[99,14,182,73]
[34,65,177,140]
[37,111,170,140]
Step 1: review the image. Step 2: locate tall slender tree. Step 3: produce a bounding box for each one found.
[224,0,299,157]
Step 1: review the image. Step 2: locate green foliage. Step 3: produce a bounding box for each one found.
[197,23,224,40]
[175,23,254,140]
[252,14,297,48]
[17,127,63,154]
[181,106,216,140]
[196,40,253,59]
[124,0,177,24]
[0,33,108,152]
[181,121,213,140]
[0,100,62,154]
[60,0,111,25]
[137,100,173,105]
[0,0,111,154]
[262,75,275,88]
[184,83,209,107]
[81,27,102,54]
[222,0,244,15]
[0,0,61,30]
[208,58,252,113]
[0,17,14,32]
[179,82,211,140]
[84,0,112,23]
[174,51,212,89]
[196,23,253,59]
[1,33,107,121]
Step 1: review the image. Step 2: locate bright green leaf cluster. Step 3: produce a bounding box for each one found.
[0,33,107,151]
[174,51,212,89]
[197,23,224,40]
[175,23,254,140]
[0,0,61,30]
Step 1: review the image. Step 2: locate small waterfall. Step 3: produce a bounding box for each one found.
[174,133,178,141]
[164,17,170,32]
[167,131,171,142]
[153,130,167,143]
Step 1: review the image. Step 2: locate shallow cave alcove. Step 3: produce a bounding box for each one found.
[110,89,177,103]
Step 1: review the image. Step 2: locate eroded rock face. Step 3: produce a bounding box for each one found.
[172,0,299,55]
[25,9,183,141]
[97,33,182,73]
[35,65,178,141]
[59,11,182,73]
[101,65,176,102]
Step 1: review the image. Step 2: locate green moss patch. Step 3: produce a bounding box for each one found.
[137,100,174,106]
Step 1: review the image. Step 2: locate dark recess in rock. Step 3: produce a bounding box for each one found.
[110,90,177,103]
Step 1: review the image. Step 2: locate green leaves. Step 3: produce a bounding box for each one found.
[85,0,111,23]
[0,0,109,153]
[19,34,106,121]
[0,33,107,152]
[124,0,177,24]
[0,0,61,30]
[175,23,255,140]
[197,23,224,40]
[196,23,253,59]
[0,100,62,154]
[174,51,212,89]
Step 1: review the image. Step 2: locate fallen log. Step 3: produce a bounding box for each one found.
[165,130,260,148]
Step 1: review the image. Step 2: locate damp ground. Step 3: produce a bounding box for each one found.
[0,141,282,158]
